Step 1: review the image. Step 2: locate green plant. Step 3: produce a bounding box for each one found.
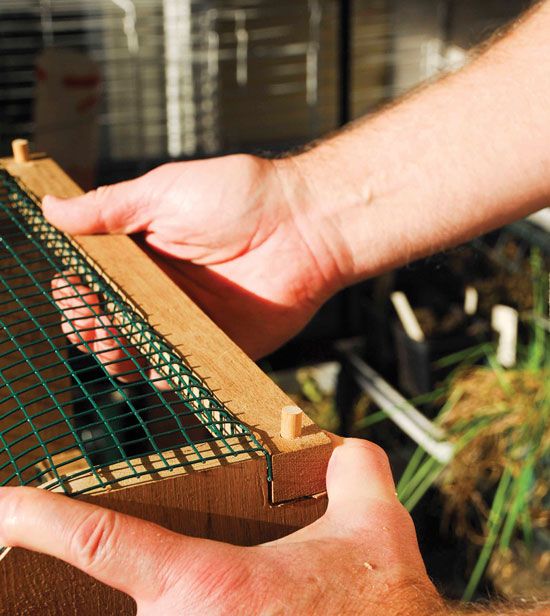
[398,249,549,602]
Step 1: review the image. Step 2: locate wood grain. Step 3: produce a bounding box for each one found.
[0,457,327,616]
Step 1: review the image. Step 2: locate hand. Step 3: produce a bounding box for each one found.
[0,440,444,616]
[43,155,346,359]
[51,272,161,384]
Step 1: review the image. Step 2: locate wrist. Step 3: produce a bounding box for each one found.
[271,147,371,294]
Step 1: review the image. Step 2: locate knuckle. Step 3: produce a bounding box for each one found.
[91,186,111,228]
[185,553,253,611]
[69,508,118,571]
[93,185,111,202]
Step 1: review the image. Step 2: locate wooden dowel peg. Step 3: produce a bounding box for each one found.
[11,139,30,164]
[280,406,303,439]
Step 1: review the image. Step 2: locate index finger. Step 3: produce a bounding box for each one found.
[0,487,200,602]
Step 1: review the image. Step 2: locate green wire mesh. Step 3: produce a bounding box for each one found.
[0,167,270,551]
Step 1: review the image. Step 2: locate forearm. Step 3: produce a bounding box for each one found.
[286,1,550,287]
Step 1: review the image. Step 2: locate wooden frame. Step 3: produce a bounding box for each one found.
[0,150,331,615]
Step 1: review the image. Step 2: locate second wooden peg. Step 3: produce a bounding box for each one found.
[12,139,30,164]
[280,406,303,439]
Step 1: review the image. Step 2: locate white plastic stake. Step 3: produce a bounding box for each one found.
[464,286,478,316]
[11,139,30,163]
[491,305,518,368]
[390,291,425,342]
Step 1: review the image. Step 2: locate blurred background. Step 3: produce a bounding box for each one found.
[0,0,535,186]
[1,0,548,606]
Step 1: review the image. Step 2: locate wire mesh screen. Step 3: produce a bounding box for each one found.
[0,167,268,515]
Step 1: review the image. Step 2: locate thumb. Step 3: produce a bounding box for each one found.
[43,177,152,235]
[326,438,397,518]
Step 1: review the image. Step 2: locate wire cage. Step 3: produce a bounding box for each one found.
[0,165,268,535]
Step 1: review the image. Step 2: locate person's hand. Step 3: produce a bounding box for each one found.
[50,272,164,384]
[43,155,347,359]
[0,440,445,616]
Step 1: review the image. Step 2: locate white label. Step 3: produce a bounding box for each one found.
[491,305,518,368]
[464,286,478,315]
[390,291,425,342]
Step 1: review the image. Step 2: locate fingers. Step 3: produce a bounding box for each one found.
[43,177,151,235]
[52,275,142,382]
[52,274,101,352]
[52,274,170,387]
[91,317,145,383]
[326,438,398,518]
[0,487,200,602]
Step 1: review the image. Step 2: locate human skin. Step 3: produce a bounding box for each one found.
[40,2,550,371]
[0,440,445,616]
[0,442,545,616]
[1,2,550,615]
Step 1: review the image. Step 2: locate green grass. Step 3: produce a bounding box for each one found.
[397,248,549,602]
